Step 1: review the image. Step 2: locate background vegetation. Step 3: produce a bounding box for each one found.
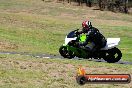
[56,0,132,13]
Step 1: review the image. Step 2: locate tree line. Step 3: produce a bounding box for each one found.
[54,0,132,13]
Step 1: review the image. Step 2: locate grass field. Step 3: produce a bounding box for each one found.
[0,0,132,87]
[0,54,132,88]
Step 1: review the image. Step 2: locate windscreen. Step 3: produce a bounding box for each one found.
[67,31,75,38]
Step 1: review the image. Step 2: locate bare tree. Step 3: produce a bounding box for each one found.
[98,0,101,9]
[67,0,72,4]
[85,0,92,7]
[98,0,106,10]
[77,0,83,6]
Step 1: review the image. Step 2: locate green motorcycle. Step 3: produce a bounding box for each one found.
[59,29,122,63]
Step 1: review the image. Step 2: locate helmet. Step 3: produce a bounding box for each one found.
[82,20,92,32]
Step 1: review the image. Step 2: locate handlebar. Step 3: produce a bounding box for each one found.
[74,29,79,32]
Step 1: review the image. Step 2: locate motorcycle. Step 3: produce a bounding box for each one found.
[59,29,122,63]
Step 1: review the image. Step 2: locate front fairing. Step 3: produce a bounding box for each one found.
[65,31,77,45]
[65,30,87,45]
[67,30,76,38]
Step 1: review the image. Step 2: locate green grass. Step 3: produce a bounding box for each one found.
[0,54,131,88]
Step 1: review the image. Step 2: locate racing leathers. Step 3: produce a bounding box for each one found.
[78,27,106,52]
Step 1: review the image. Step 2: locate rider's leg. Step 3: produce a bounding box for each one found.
[85,46,92,52]
[92,39,106,53]
[92,45,101,53]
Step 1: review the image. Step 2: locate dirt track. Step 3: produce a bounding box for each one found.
[0,51,132,65]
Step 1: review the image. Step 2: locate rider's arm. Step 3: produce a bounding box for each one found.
[75,29,83,36]
[92,27,100,32]
[77,31,83,34]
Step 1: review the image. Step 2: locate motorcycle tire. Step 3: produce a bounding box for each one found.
[103,47,122,63]
[59,45,75,59]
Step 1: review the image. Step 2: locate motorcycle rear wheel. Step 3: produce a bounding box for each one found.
[104,47,122,63]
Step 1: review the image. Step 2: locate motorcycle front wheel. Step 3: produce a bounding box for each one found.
[59,45,75,59]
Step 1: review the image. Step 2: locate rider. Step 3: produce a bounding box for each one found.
[77,20,106,53]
